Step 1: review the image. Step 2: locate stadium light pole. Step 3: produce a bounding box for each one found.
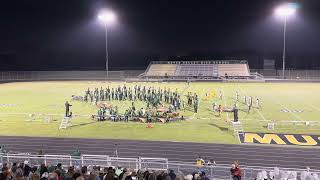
[274,3,297,79]
[98,10,116,77]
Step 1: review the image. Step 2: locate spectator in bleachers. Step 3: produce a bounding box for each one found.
[137,170,145,180]
[121,170,131,180]
[143,171,150,180]
[261,170,267,180]
[16,173,25,180]
[104,167,116,180]
[11,162,18,178]
[40,164,49,179]
[76,176,85,180]
[206,159,215,166]
[72,171,82,180]
[175,174,184,180]
[127,172,136,180]
[230,161,242,180]
[81,166,89,180]
[54,169,63,180]
[200,171,209,180]
[49,172,58,180]
[23,161,32,179]
[88,172,99,180]
[0,166,11,180]
[192,172,200,180]
[184,174,193,180]
[31,173,40,180]
[168,170,176,180]
[66,166,75,179]
[15,163,24,178]
[118,168,126,180]
[30,166,40,180]
[3,159,320,180]
[195,156,205,167]
[255,172,263,180]
[56,163,66,180]
[120,168,128,180]
[312,173,320,180]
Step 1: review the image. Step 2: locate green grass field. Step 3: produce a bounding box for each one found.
[0,81,320,144]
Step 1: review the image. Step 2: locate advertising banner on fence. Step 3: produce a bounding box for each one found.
[239,132,320,146]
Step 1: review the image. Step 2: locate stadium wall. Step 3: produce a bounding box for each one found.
[0,70,144,82]
[251,69,320,79]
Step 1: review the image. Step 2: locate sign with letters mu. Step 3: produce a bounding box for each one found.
[239,132,320,146]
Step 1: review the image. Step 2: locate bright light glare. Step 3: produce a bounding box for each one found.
[98,11,116,24]
[275,3,297,17]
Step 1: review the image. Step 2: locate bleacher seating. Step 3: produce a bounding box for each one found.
[143,60,251,79]
[217,64,250,77]
[174,64,218,77]
[145,64,177,77]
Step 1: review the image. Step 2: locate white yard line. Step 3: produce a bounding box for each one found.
[237,84,267,121]
[256,109,267,121]
[309,104,320,112]
[220,86,230,121]
[257,84,303,121]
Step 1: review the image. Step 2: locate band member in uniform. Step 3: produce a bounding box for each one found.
[256,98,260,108]
[65,101,72,117]
[219,90,223,100]
[235,91,239,101]
[218,105,223,117]
[212,102,217,112]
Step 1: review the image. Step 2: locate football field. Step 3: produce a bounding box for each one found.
[0,81,319,144]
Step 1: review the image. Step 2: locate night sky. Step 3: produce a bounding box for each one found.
[1,0,320,70]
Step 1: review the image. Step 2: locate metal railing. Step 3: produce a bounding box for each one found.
[1,153,319,179]
[0,153,167,171]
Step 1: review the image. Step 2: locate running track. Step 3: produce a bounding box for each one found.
[0,136,319,169]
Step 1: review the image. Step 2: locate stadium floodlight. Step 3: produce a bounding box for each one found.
[98,11,116,24]
[275,4,296,17]
[274,3,297,79]
[97,10,117,76]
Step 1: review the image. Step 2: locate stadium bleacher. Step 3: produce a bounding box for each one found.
[145,64,177,77]
[217,63,250,77]
[142,60,252,80]
[174,64,219,77]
